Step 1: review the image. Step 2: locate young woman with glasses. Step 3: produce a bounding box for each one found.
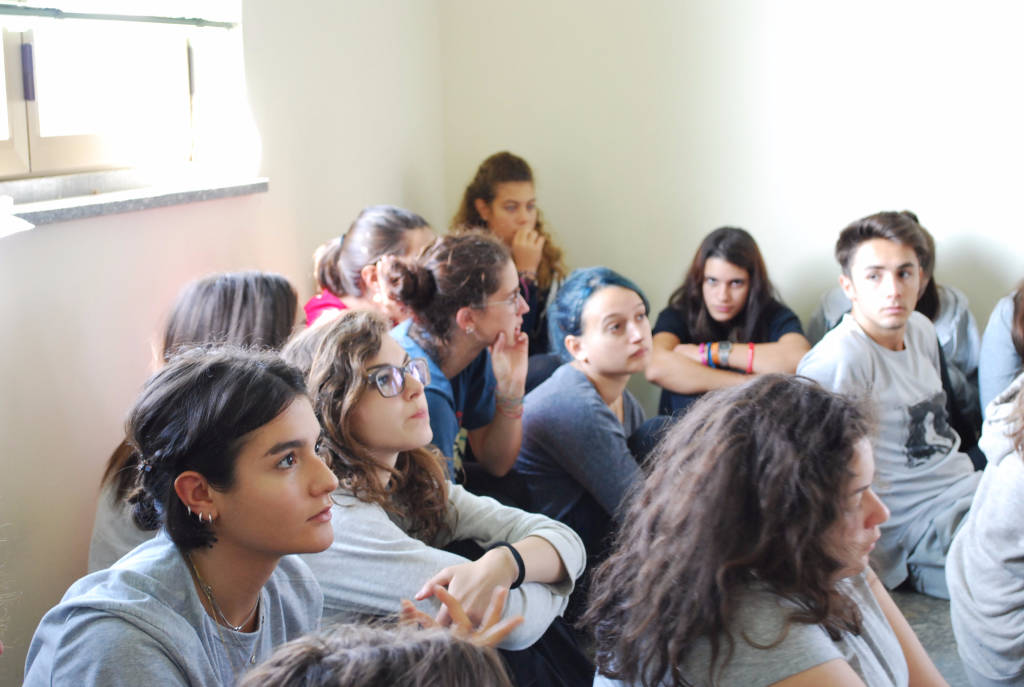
[282,310,585,662]
[380,230,530,480]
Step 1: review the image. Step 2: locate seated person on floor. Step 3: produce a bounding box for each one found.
[584,375,945,687]
[948,370,1024,687]
[798,210,980,599]
[283,310,588,678]
[304,204,436,327]
[26,348,337,686]
[382,231,529,486]
[646,226,809,416]
[451,151,567,357]
[807,215,981,441]
[88,270,298,572]
[514,267,652,615]
[978,279,1024,417]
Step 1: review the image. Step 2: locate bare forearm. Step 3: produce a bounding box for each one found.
[721,334,810,375]
[646,346,746,394]
[512,535,568,584]
[867,570,949,687]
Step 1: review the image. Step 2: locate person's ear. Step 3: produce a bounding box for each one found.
[174,471,217,521]
[565,334,587,363]
[838,273,855,300]
[474,198,492,224]
[360,263,379,297]
[455,306,478,336]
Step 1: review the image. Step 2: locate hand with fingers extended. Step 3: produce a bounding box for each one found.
[510,227,545,275]
[401,585,524,648]
[413,546,520,627]
[489,330,529,398]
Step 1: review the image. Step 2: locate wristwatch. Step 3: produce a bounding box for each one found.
[718,341,733,368]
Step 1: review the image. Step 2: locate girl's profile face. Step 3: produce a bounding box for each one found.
[475,181,537,244]
[824,438,890,580]
[467,259,528,345]
[571,286,651,376]
[210,397,339,559]
[348,335,433,469]
[701,256,750,323]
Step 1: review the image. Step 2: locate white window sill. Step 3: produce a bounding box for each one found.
[2,170,268,226]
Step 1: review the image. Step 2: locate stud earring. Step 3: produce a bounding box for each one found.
[466,327,475,335]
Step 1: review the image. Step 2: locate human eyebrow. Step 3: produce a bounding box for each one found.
[265,439,306,456]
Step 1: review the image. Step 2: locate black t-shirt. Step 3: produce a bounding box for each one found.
[652,301,804,415]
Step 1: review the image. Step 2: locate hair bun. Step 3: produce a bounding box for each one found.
[384,257,436,311]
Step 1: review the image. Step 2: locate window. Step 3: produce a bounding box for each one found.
[0,1,255,180]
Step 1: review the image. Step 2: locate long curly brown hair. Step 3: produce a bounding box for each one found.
[581,374,874,686]
[303,310,449,543]
[451,151,567,291]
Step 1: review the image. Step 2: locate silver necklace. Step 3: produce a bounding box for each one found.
[187,553,260,631]
[186,553,262,681]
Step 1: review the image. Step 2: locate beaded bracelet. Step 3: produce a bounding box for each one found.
[746,342,755,374]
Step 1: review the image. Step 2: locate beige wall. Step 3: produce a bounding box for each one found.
[0,1,444,681]
[437,0,1024,408]
[5,0,1024,681]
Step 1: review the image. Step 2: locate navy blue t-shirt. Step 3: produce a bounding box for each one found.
[652,301,804,415]
[391,319,496,477]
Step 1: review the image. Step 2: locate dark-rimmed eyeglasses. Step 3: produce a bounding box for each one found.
[365,358,430,398]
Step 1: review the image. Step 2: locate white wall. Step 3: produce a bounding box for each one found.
[0,1,444,681]
[5,0,1024,681]
[437,0,1024,409]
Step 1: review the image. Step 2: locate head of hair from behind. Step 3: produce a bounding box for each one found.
[313,204,435,301]
[582,374,878,686]
[126,346,312,551]
[238,622,513,687]
[104,271,299,500]
[668,226,777,342]
[383,230,516,362]
[451,151,566,289]
[548,266,651,363]
[305,309,449,543]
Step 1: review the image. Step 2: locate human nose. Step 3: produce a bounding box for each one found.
[516,291,530,315]
[864,488,889,527]
[310,453,339,495]
[403,367,425,398]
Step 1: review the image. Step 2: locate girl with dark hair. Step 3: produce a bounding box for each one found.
[452,152,567,354]
[383,230,529,479]
[88,271,299,572]
[26,348,338,686]
[583,375,946,687]
[646,227,809,415]
[514,267,651,614]
[949,369,1024,686]
[978,280,1024,416]
[305,204,436,326]
[289,310,583,654]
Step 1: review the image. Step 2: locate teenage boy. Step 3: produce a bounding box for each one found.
[798,210,979,599]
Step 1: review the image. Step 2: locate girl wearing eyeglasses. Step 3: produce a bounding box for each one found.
[288,310,585,659]
[381,230,529,481]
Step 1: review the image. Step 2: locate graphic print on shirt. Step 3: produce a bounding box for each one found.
[904,392,957,468]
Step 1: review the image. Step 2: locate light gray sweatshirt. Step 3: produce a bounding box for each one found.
[24,531,322,686]
[948,371,1024,682]
[302,483,585,651]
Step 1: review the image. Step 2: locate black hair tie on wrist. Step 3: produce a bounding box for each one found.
[487,541,526,589]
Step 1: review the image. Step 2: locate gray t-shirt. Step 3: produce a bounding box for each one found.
[948,372,1024,682]
[979,293,1023,417]
[24,531,322,686]
[594,572,909,686]
[798,312,979,589]
[302,483,585,651]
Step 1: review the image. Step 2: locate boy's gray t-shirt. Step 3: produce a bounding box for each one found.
[594,572,909,686]
[24,531,322,686]
[797,312,979,588]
